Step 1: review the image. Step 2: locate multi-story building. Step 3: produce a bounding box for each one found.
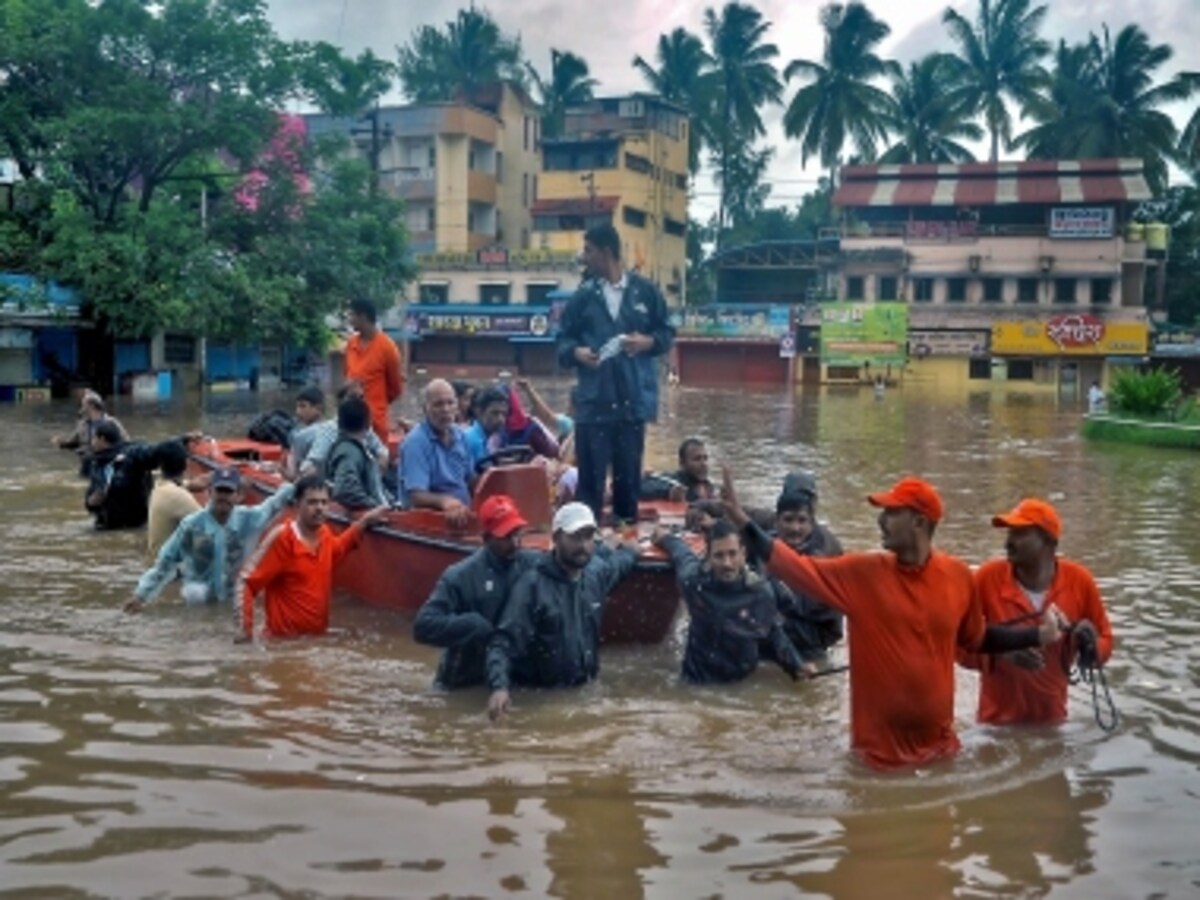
[532,94,689,302]
[828,158,1155,390]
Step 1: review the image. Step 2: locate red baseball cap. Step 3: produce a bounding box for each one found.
[991,498,1062,540]
[478,494,528,538]
[867,477,944,523]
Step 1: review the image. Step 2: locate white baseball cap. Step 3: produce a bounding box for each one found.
[553,502,597,535]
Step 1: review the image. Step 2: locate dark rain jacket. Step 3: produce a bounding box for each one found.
[660,536,809,684]
[413,546,541,688]
[639,469,716,502]
[85,440,159,530]
[325,433,388,510]
[486,545,638,691]
[556,272,673,425]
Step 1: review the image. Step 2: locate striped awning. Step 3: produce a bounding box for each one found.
[833,159,1152,208]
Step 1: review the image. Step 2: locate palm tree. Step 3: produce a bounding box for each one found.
[527,50,598,139]
[702,2,783,244]
[300,45,395,118]
[1017,26,1194,194]
[783,2,897,178]
[396,8,524,102]
[879,54,982,164]
[632,27,714,174]
[942,0,1051,161]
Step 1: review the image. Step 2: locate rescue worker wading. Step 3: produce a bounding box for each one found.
[485,502,638,722]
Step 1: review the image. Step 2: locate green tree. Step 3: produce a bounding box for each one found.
[1178,89,1200,173]
[298,44,395,117]
[783,2,898,176]
[396,7,524,102]
[879,54,982,163]
[633,27,714,175]
[703,2,783,246]
[527,49,598,139]
[1017,26,1193,195]
[942,0,1051,161]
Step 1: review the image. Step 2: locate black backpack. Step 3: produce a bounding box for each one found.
[247,409,296,448]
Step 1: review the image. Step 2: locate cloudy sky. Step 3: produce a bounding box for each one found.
[266,1,1200,218]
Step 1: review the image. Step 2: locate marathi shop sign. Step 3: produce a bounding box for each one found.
[908,330,990,357]
[991,316,1148,356]
[819,302,908,366]
[1049,207,1115,239]
[404,308,557,339]
[677,305,792,340]
[1152,331,1200,357]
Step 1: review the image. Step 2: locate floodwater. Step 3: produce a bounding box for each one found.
[1,381,1198,899]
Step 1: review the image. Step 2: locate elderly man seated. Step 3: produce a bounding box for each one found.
[399,378,475,527]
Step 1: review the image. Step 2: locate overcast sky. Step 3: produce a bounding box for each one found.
[267,0,1200,219]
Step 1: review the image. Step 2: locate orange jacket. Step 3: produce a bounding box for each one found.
[766,539,985,770]
[240,520,365,639]
[960,558,1113,725]
[345,331,403,443]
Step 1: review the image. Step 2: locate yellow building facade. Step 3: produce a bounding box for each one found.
[532,95,689,302]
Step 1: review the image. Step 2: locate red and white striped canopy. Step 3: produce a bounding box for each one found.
[833,159,1151,208]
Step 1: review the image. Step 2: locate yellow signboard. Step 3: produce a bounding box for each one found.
[991,317,1148,356]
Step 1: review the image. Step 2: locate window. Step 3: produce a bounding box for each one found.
[426,207,436,231]
[543,142,618,171]
[522,173,529,207]
[1054,278,1076,304]
[664,217,686,237]
[983,277,1004,303]
[913,278,934,303]
[625,152,652,175]
[163,334,196,365]
[623,206,647,228]
[495,151,504,183]
[1091,278,1113,305]
[419,283,449,304]
[1007,359,1035,381]
[1017,278,1039,303]
[947,278,967,303]
[427,145,436,168]
[878,276,898,301]
[479,284,511,305]
[969,357,992,380]
[846,276,865,300]
[674,173,688,190]
[526,283,557,304]
[521,227,529,250]
[468,147,476,170]
[532,175,537,201]
[523,117,530,151]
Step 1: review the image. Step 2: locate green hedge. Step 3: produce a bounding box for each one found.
[1082,415,1200,450]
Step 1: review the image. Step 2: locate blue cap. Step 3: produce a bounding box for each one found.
[211,467,241,491]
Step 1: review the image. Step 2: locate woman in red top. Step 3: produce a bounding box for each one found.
[239,475,388,641]
[961,499,1114,725]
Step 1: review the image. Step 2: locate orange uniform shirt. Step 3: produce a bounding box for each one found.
[345,331,403,444]
[767,540,985,770]
[241,521,364,639]
[961,558,1113,725]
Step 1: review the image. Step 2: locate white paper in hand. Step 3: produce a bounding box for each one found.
[597,335,625,362]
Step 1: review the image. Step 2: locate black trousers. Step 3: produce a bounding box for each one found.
[575,421,645,523]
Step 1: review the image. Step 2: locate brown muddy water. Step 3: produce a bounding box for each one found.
[0,381,1197,899]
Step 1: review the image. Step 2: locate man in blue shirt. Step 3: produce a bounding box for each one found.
[400,378,474,527]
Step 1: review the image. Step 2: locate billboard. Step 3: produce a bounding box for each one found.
[819,302,908,366]
[677,305,791,340]
[1049,207,1115,239]
[402,305,561,340]
[992,316,1148,356]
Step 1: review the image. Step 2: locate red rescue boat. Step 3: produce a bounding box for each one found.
[187,437,692,644]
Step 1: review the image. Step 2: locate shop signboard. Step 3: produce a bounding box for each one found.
[1049,207,1115,239]
[404,306,559,339]
[992,316,1148,355]
[908,330,990,357]
[1152,331,1200,357]
[677,305,792,340]
[819,302,908,366]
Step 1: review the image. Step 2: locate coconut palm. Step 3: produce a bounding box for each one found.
[1179,82,1200,174]
[879,54,982,164]
[942,0,1051,161]
[702,2,783,243]
[1017,25,1194,195]
[300,45,395,118]
[527,50,598,139]
[396,8,524,102]
[783,2,898,176]
[632,27,714,174]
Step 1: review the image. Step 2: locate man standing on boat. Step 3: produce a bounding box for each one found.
[722,469,1066,770]
[399,379,474,528]
[960,499,1114,725]
[126,467,295,612]
[345,296,403,445]
[557,223,673,526]
[485,502,638,721]
[414,495,540,688]
[238,474,388,641]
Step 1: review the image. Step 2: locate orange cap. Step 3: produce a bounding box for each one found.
[478,494,528,538]
[867,477,944,523]
[991,498,1061,540]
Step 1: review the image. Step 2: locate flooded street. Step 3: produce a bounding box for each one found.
[1,382,1198,898]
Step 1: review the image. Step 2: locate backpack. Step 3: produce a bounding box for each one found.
[247,409,296,448]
